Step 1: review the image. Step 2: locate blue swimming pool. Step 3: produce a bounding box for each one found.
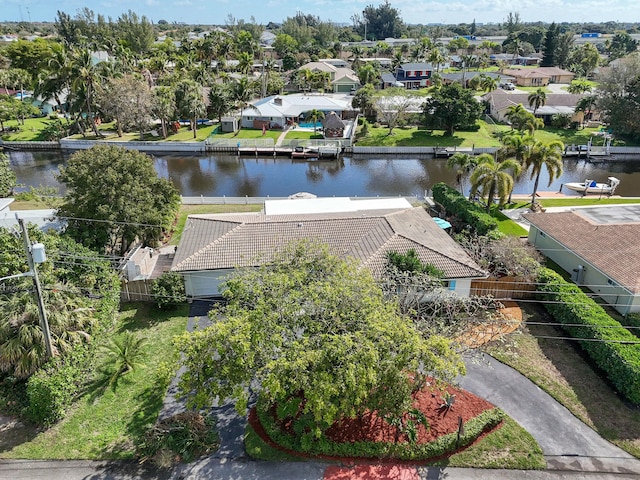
[298,122,323,129]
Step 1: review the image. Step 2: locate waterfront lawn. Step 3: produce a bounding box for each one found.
[284,130,323,140]
[1,304,188,460]
[357,121,508,148]
[170,204,263,246]
[1,117,53,141]
[492,209,528,236]
[506,197,640,209]
[211,128,282,142]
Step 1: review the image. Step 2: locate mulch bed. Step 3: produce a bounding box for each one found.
[248,380,502,464]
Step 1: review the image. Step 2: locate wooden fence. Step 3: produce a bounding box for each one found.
[121,279,155,302]
[470,276,536,299]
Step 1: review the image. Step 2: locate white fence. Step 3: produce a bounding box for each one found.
[180,195,421,205]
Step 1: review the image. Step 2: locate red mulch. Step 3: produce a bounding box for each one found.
[324,464,420,480]
[248,380,502,465]
[325,383,494,445]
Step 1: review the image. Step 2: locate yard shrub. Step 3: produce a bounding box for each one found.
[25,286,120,425]
[151,271,187,310]
[254,395,505,461]
[536,268,640,405]
[432,182,498,235]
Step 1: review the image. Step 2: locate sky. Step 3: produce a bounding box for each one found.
[2,0,639,26]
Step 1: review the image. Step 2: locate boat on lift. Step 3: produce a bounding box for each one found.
[563,177,620,195]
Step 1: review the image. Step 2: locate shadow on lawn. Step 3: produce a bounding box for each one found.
[521,303,640,449]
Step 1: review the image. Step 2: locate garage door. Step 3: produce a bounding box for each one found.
[184,269,233,298]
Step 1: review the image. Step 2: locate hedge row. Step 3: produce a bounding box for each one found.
[432,183,498,235]
[255,396,505,461]
[537,268,640,405]
[25,286,120,425]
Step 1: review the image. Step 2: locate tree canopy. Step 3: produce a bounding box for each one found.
[176,241,463,435]
[422,83,483,135]
[57,145,180,255]
[0,153,16,197]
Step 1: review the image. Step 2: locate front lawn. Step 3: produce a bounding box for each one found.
[1,117,54,141]
[486,303,640,458]
[0,303,188,460]
[210,128,281,142]
[492,209,528,236]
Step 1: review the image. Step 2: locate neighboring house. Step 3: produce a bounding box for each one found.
[298,61,360,93]
[440,71,511,88]
[482,91,587,124]
[524,206,640,315]
[0,204,63,232]
[382,62,438,89]
[501,67,575,86]
[489,53,541,66]
[241,93,354,130]
[172,200,486,299]
[317,58,349,69]
[360,57,393,68]
[260,31,276,47]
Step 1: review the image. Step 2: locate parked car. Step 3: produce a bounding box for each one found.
[500,82,516,91]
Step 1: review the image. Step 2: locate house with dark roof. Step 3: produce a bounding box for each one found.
[523,205,640,315]
[172,203,486,299]
[381,63,438,89]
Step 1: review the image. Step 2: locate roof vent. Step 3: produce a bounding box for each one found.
[298,222,303,227]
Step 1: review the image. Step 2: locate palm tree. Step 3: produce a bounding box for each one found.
[524,140,564,210]
[499,133,535,203]
[230,77,257,133]
[447,153,478,197]
[69,48,104,137]
[528,88,547,115]
[481,75,498,93]
[306,109,325,134]
[470,154,522,213]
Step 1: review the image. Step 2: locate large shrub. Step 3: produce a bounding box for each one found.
[151,272,187,310]
[536,268,640,405]
[432,182,498,235]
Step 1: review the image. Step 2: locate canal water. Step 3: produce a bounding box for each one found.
[6,150,640,198]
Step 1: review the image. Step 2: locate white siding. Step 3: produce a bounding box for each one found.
[528,226,637,315]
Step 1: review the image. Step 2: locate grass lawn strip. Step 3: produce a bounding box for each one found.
[486,303,640,458]
[0,303,188,460]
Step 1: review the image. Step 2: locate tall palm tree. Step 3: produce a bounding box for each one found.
[230,77,257,133]
[499,133,535,203]
[306,109,325,134]
[470,154,522,213]
[528,88,547,115]
[69,48,103,137]
[524,140,564,210]
[447,152,477,197]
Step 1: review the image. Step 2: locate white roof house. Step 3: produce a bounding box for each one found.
[241,94,354,129]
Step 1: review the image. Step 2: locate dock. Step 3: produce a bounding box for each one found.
[434,147,474,158]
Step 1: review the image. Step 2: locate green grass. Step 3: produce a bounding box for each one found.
[244,426,301,461]
[284,131,323,140]
[486,303,640,458]
[0,304,188,460]
[513,86,551,93]
[170,204,263,245]
[211,128,281,142]
[492,209,528,236]
[1,117,54,141]
[430,417,545,469]
[357,121,508,148]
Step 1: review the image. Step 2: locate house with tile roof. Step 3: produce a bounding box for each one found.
[501,67,575,87]
[298,61,360,93]
[523,205,640,315]
[172,204,486,299]
[482,91,587,125]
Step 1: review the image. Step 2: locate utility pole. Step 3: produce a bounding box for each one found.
[17,217,53,359]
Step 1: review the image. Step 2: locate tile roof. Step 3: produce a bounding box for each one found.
[523,211,640,294]
[172,208,486,279]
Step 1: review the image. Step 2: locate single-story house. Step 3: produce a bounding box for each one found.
[241,93,354,130]
[489,53,541,66]
[172,200,487,299]
[440,71,511,88]
[501,67,575,86]
[523,205,640,315]
[482,91,587,124]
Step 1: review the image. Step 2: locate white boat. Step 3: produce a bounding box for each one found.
[564,177,620,195]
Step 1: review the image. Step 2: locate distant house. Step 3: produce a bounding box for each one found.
[523,206,640,315]
[260,31,276,47]
[440,71,510,88]
[482,91,587,124]
[501,67,575,86]
[298,61,360,93]
[241,93,354,130]
[489,53,541,66]
[171,200,487,299]
[381,62,438,89]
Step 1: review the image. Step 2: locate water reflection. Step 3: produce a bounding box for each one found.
[6,150,640,198]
